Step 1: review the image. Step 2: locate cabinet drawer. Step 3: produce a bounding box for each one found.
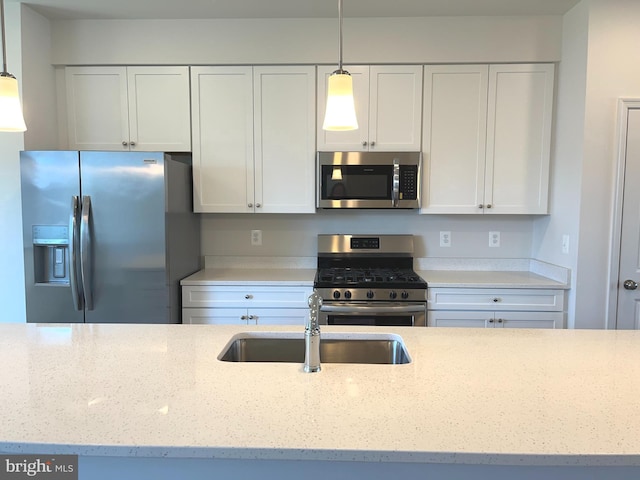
[428,288,564,312]
[182,285,313,308]
[182,308,254,325]
[428,310,563,328]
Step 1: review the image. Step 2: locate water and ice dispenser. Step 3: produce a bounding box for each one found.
[32,225,70,285]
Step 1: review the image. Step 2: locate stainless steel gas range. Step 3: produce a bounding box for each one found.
[314,234,428,326]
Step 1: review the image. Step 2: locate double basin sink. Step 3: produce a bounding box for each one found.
[219,332,410,365]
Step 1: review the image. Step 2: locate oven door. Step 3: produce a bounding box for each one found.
[319,302,427,327]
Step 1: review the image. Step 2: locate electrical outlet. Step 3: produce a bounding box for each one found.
[439,231,451,247]
[251,230,262,246]
[562,234,570,254]
[489,231,500,248]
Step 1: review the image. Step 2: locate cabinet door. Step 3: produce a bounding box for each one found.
[369,65,423,151]
[317,65,370,151]
[421,65,488,214]
[127,67,191,152]
[191,66,254,213]
[428,311,491,327]
[66,67,129,150]
[182,308,251,325]
[251,308,309,326]
[254,66,316,213]
[495,311,563,329]
[485,64,554,214]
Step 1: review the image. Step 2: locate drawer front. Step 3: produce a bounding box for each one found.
[428,288,565,312]
[182,286,313,308]
[182,308,253,325]
[428,310,564,328]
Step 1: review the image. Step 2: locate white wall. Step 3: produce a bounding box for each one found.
[201,213,534,259]
[21,6,58,150]
[49,16,562,65]
[573,0,640,328]
[531,1,589,327]
[0,2,26,323]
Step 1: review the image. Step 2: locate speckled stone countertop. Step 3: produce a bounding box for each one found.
[418,270,569,289]
[1,323,638,466]
[181,268,316,286]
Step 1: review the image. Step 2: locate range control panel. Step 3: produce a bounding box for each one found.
[350,237,380,249]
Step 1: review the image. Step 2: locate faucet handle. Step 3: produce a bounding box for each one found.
[307,292,323,331]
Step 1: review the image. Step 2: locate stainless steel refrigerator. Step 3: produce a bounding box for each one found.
[20,151,201,324]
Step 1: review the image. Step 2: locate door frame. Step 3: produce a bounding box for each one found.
[607,99,640,329]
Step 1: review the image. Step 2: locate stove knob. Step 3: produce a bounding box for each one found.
[401,291,410,299]
[366,290,375,299]
[389,291,397,299]
[333,290,341,299]
[344,290,352,299]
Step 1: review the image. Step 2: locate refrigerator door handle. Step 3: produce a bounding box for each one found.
[69,196,83,311]
[80,195,94,310]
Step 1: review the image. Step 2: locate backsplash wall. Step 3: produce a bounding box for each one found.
[201,211,535,259]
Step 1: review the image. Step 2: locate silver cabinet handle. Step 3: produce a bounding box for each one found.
[80,195,94,310]
[130,141,136,147]
[489,319,495,323]
[370,141,376,147]
[492,298,500,303]
[248,203,253,208]
[624,280,639,290]
[240,315,247,320]
[486,204,492,209]
[256,203,261,208]
[122,141,128,146]
[497,319,503,323]
[69,196,83,311]
[478,204,484,209]
[248,315,255,320]
[245,294,252,299]
[362,141,368,147]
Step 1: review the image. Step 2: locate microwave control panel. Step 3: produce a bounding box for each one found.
[400,166,418,200]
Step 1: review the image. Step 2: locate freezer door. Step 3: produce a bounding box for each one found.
[20,151,85,323]
[80,151,169,323]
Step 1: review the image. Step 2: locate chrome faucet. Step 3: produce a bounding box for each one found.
[304,292,322,373]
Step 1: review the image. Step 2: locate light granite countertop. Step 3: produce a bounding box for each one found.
[1,323,638,467]
[181,268,316,286]
[418,269,569,289]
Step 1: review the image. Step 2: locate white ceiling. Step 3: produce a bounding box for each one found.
[19,0,581,20]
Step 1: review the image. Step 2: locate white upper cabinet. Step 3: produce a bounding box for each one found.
[65,66,191,152]
[191,66,316,213]
[317,65,423,152]
[421,65,489,214]
[421,63,554,215]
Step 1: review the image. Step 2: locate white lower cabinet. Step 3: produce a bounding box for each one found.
[182,285,313,325]
[427,288,566,328]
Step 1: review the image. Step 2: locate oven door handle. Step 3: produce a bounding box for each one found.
[320,304,425,314]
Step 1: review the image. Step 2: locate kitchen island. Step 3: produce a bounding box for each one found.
[1,323,639,479]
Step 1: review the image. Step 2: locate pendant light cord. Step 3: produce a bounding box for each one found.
[1,0,8,74]
[337,0,344,73]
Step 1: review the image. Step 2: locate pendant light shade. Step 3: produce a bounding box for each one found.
[322,0,358,131]
[0,74,27,132]
[0,0,26,132]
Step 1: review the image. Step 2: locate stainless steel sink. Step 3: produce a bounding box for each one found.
[218,333,410,365]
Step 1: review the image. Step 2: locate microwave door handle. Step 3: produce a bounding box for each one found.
[392,158,400,207]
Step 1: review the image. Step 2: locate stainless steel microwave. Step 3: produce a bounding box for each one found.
[316,151,422,209]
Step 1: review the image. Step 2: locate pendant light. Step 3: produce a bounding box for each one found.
[0,0,27,132]
[322,0,358,131]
